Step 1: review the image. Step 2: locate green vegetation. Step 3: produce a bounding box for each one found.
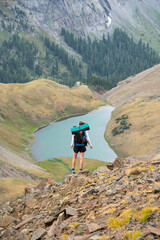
[0,33,38,83]
[38,157,106,182]
[61,28,160,89]
[108,209,132,228]
[0,0,32,33]
[128,167,147,176]
[0,25,159,89]
[112,114,132,136]
[0,33,82,85]
[123,230,142,240]
[43,36,83,86]
[133,9,160,51]
[0,177,37,203]
[134,207,158,223]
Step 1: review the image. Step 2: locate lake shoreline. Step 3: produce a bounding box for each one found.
[34,112,88,133]
[31,104,117,162]
[33,104,105,134]
[30,105,105,161]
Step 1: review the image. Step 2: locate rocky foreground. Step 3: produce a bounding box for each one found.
[0,157,160,240]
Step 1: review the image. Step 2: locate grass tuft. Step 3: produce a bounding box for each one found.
[123,230,142,240]
[134,207,158,222]
[128,167,147,176]
[108,209,132,228]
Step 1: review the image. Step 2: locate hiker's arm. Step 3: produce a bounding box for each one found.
[86,132,92,148]
[71,135,74,148]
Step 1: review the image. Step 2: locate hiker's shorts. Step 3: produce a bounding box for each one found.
[73,145,86,153]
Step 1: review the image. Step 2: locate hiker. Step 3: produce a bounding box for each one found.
[71,121,92,173]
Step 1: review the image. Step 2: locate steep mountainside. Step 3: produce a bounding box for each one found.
[109,0,160,51]
[1,0,159,51]
[105,64,160,157]
[0,0,160,87]
[15,0,112,38]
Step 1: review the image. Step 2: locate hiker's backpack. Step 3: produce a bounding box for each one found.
[74,130,87,147]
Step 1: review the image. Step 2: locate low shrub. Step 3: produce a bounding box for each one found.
[112,114,132,136]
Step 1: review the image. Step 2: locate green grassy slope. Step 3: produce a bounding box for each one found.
[38,157,107,182]
[105,64,160,157]
[0,79,104,153]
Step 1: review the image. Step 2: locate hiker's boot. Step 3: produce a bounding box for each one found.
[78,169,82,174]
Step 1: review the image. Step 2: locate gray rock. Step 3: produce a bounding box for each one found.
[135,237,145,240]
[48,222,57,237]
[89,234,101,239]
[44,216,57,226]
[82,188,99,198]
[147,179,154,183]
[86,223,106,233]
[30,228,47,240]
[96,166,109,173]
[65,207,78,216]
[154,185,160,193]
[22,0,111,38]
[115,175,123,181]
[57,212,66,222]
[105,189,116,196]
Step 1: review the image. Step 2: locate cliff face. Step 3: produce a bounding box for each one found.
[20,0,160,49]
[21,0,160,35]
[1,0,160,49]
[22,0,112,38]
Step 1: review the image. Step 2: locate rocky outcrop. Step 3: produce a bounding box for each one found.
[20,0,160,38]
[0,156,160,239]
[21,0,111,38]
[1,0,160,51]
[18,0,160,48]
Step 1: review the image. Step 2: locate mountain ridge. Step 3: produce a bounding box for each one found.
[1,0,160,50]
[0,0,160,87]
[3,0,159,51]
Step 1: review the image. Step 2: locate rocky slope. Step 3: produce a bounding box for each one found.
[108,0,160,51]
[20,0,160,46]
[105,64,160,158]
[14,0,112,38]
[1,0,160,51]
[0,156,160,239]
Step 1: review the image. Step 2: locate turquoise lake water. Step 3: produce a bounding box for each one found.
[31,105,117,162]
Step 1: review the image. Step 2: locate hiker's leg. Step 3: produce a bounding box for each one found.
[80,152,85,170]
[72,151,78,169]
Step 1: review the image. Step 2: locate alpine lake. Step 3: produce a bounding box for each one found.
[31,105,117,163]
